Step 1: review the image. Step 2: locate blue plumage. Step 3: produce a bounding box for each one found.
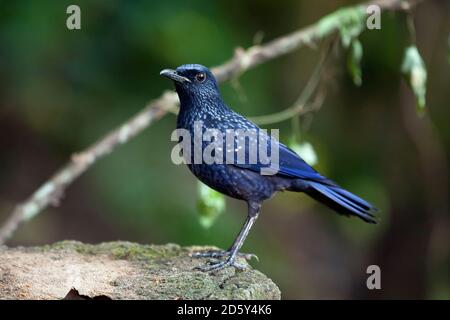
[161,64,377,271]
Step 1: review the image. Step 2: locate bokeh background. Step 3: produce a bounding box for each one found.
[0,0,449,299]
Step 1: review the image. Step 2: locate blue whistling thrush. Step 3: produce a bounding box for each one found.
[161,64,377,272]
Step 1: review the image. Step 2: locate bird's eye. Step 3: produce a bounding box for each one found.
[195,72,206,83]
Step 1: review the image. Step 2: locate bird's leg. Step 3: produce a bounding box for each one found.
[194,202,260,272]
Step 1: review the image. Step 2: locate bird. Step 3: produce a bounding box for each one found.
[160,64,377,272]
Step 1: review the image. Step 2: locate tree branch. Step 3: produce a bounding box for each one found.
[0,0,425,244]
[249,37,335,125]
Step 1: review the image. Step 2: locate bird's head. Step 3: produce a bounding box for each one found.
[160,64,219,102]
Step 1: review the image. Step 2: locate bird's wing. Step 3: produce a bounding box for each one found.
[277,143,329,181]
[233,138,330,183]
[224,111,329,182]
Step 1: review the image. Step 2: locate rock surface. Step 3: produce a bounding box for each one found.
[0,241,280,300]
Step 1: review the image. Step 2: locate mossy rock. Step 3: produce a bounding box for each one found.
[0,241,280,300]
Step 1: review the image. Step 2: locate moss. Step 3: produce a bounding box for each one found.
[42,241,183,261]
[4,241,281,300]
[106,242,182,261]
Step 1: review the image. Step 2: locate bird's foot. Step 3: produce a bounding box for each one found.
[192,249,258,272]
[191,249,258,262]
[194,256,247,272]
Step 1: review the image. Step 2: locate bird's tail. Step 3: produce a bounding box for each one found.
[304,181,377,224]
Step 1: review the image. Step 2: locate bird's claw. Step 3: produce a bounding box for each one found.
[192,249,257,272]
[191,250,259,262]
[194,256,247,272]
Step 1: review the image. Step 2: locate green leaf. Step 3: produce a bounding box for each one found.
[401,46,427,112]
[347,39,363,86]
[289,139,318,166]
[197,182,226,229]
[316,7,366,86]
[316,6,366,48]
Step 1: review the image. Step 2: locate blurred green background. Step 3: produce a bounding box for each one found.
[0,0,449,299]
